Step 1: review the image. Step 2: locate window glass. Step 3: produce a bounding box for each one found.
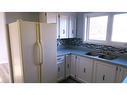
[88,16,108,41]
[112,14,127,42]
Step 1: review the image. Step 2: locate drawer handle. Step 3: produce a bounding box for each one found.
[58,67,60,72]
[84,67,86,73]
[57,58,62,60]
[103,75,105,80]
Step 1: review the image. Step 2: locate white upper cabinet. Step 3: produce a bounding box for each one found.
[59,14,69,39]
[39,12,57,23]
[39,12,77,39]
[69,14,76,38]
[57,13,77,39]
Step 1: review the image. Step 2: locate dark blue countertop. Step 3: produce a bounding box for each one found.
[57,48,127,68]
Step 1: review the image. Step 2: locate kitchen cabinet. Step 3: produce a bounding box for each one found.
[69,14,76,38]
[65,54,71,78]
[77,56,94,83]
[59,14,69,39]
[70,55,77,78]
[94,61,117,83]
[39,12,57,23]
[57,56,65,81]
[39,12,77,39]
[57,13,77,39]
[115,66,127,82]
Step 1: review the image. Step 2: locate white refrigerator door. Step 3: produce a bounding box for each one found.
[20,21,39,83]
[40,23,57,83]
[9,21,24,83]
[9,20,40,83]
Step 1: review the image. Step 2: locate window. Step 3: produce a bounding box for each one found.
[84,13,127,46]
[111,13,127,43]
[88,16,108,41]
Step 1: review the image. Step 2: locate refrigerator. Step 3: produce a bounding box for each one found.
[8,20,57,83]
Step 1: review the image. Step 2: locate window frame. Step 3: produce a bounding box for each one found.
[83,12,127,48]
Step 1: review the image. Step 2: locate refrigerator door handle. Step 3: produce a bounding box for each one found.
[33,42,42,65]
[39,42,42,64]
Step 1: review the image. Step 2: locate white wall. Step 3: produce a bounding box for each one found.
[0,13,8,64]
[5,12,39,24]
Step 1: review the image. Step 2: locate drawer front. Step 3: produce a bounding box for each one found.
[57,56,65,63]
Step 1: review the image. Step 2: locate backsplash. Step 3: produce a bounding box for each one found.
[57,38,127,54]
[57,39,70,48]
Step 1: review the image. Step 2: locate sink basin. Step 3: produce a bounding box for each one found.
[98,54,118,60]
[86,51,118,60]
[85,51,98,56]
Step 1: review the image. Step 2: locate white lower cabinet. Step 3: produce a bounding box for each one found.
[57,54,127,83]
[76,56,94,83]
[70,55,77,78]
[65,54,71,78]
[115,66,127,82]
[94,61,117,83]
[57,56,65,81]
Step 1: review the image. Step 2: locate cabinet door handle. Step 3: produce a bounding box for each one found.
[103,75,105,81]
[84,67,86,73]
[63,29,65,34]
[72,30,74,34]
[116,67,118,71]
[45,13,47,16]
[67,64,69,68]
[58,67,60,72]
[58,14,60,18]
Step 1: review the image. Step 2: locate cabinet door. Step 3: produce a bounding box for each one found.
[70,55,76,78]
[65,55,71,78]
[57,62,65,81]
[116,66,127,82]
[122,67,127,81]
[77,56,93,83]
[59,15,69,38]
[95,61,116,83]
[69,15,76,38]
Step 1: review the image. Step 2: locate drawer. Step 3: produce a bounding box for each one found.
[57,56,65,63]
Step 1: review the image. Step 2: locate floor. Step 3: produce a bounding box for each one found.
[0,63,10,83]
[59,77,80,83]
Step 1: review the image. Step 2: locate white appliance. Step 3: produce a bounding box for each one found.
[8,20,57,83]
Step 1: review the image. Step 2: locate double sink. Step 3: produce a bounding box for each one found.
[85,51,118,60]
